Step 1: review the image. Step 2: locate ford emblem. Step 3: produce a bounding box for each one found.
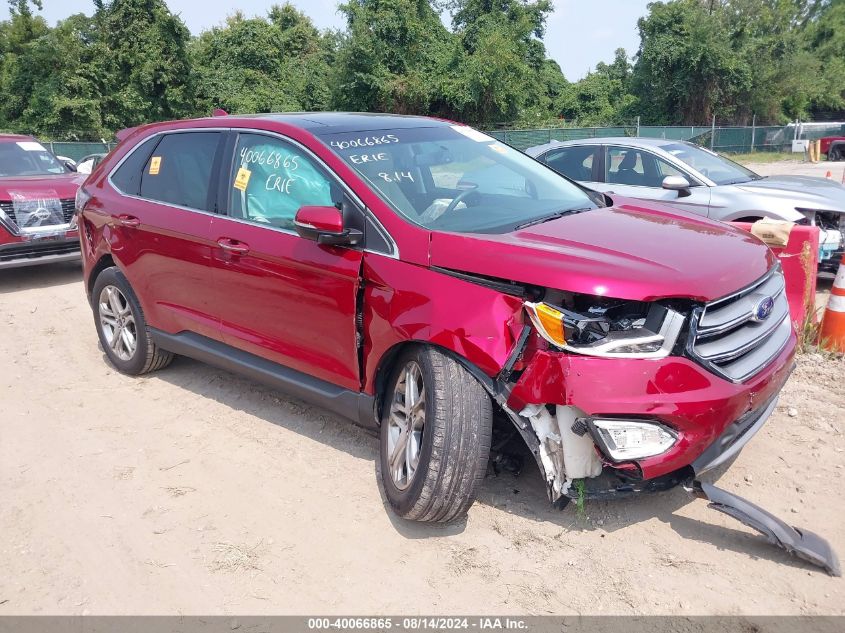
[752,296,775,322]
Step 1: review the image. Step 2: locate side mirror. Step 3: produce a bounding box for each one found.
[662,175,691,192]
[294,205,362,247]
[62,159,77,173]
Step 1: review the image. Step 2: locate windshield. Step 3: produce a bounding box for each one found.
[319,125,600,233]
[0,140,68,177]
[662,142,760,186]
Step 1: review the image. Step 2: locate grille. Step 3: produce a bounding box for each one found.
[0,240,79,262]
[0,198,75,231]
[690,267,792,383]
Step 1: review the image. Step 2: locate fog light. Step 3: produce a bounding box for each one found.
[587,419,677,461]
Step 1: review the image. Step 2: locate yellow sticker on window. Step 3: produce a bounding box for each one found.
[233,167,251,191]
[149,156,161,175]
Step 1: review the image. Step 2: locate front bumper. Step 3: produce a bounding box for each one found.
[507,329,797,481]
[0,229,80,269]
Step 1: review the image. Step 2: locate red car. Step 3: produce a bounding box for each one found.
[821,136,845,161]
[76,113,837,570]
[0,134,84,269]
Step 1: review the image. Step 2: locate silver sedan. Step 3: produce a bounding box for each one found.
[526,137,845,271]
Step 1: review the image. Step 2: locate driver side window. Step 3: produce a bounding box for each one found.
[228,133,336,230]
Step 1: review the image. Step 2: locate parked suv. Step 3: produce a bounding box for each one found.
[78,114,796,524]
[0,134,84,269]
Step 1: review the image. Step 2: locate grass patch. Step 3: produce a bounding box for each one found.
[727,151,806,164]
[574,479,586,518]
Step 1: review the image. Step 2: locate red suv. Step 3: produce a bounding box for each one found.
[0,134,84,269]
[78,114,796,524]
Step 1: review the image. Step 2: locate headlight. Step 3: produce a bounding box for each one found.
[525,300,685,358]
[587,418,678,461]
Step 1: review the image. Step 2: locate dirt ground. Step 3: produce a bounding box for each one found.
[2,161,844,616]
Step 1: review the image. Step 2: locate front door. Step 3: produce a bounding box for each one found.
[599,145,712,217]
[209,131,364,391]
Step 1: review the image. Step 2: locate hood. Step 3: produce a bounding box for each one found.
[736,175,845,211]
[429,198,775,303]
[0,173,84,201]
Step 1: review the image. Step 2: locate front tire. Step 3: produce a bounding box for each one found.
[91,266,173,375]
[379,346,492,523]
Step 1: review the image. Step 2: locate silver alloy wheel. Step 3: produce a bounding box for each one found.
[98,285,138,362]
[387,361,426,490]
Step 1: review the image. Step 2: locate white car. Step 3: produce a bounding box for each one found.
[527,138,845,271]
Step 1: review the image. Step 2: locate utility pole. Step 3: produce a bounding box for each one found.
[751,113,756,153]
[636,116,640,137]
[710,114,716,151]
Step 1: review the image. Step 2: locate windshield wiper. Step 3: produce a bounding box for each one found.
[515,207,593,230]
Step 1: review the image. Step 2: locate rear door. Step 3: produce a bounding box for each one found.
[208,131,364,391]
[106,130,225,340]
[602,145,711,217]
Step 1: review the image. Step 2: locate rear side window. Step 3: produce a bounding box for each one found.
[139,132,222,210]
[110,136,160,196]
[544,146,596,182]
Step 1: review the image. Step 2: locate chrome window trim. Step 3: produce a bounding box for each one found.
[106,127,399,260]
[106,127,229,214]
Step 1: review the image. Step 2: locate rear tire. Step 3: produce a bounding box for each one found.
[830,145,844,162]
[379,346,492,523]
[91,266,173,375]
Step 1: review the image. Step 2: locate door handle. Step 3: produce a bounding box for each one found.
[217,238,250,255]
[116,214,140,228]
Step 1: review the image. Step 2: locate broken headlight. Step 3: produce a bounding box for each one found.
[524,299,685,359]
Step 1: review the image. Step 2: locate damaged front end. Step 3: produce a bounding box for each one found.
[480,283,840,576]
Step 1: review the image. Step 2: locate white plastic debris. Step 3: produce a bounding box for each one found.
[520,404,602,496]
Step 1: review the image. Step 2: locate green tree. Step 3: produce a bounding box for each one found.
[804,0,845,116]
[97,0,194,128]
[9,13,108,137]
[632,0,751,125]
[191,4,332,115]
[332,0,451,114]
[0,4,49,130]
[558,48,637,125]
[439,0,560,125]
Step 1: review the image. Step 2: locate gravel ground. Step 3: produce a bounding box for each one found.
[1,160,843,616]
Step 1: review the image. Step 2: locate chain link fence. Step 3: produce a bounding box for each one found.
[486,122,845,153]
[18,121,845,160]
[45,141,117,162]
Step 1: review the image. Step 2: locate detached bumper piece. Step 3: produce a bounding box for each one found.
[692,481,841,577]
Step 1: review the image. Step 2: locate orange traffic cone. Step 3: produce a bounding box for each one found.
[826,170,832,178]
[819,255,845,352]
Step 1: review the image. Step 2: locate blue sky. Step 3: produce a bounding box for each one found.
[7,0,652,80]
